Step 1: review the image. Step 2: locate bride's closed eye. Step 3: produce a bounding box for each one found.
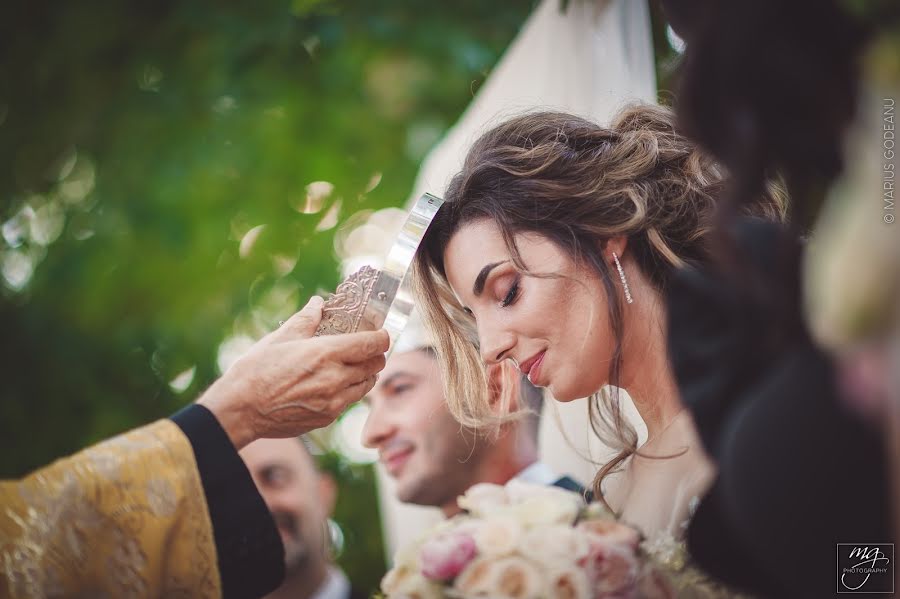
[500,277,520,307]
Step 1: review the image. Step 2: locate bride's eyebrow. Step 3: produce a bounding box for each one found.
[473,261,508,296]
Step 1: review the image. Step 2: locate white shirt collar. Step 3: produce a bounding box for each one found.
[513,461,558,486]
[310,566,351,599]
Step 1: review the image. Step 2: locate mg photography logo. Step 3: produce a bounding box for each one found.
[837,543,894,593]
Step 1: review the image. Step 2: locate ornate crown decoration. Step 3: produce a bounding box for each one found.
[314,265,381,336]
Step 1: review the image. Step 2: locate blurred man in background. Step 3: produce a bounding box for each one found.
[362,321,584,517]
[240,437,366,599]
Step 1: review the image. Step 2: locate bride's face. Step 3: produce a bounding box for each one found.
[443,218,613,401]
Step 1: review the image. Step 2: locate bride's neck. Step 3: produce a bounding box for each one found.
[618,282,683,440]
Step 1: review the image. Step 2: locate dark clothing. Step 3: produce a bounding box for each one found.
[553,475,592,503]
[667,221,894,598]
[171,404,284,599]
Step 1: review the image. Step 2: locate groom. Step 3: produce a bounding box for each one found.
[362,317,584,517]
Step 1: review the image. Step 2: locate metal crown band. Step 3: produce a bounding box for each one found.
[313,193,444,351]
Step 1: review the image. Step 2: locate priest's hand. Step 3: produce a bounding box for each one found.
[198,296,388,449]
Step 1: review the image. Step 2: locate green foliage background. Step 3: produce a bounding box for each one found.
[0,0,534,590]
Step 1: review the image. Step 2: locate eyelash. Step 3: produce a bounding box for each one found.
[501,279,520,307]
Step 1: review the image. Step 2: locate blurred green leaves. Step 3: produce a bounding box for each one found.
[0,0,533,462]
[0,0,533,588]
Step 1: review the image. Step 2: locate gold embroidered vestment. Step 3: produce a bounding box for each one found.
[0,419,220,598]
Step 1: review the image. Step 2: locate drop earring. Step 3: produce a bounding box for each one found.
[612,252,633,304]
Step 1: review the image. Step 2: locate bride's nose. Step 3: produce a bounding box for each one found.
[477,319,515,365]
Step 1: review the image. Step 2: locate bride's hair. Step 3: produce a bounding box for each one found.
[414,104,786,503]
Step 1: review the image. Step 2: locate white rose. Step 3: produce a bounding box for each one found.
[544,565,591,599]
[452,517,481,536]
[457,483,509,517]
[518,525,591,565]
[457,555,545,599]
[381,563,416,595]
[390,538,425,574]
[431,517,464,535]
[386,571,443,599]
[504,479,548,502]
[454,556,497,596]
[473,517,522,557]
[508,495,581,527]
[485,556,544,599]
[506,479,583,506]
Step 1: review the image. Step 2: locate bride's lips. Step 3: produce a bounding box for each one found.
[519,351,547,386]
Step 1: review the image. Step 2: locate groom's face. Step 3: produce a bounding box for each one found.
[362,349,485,508]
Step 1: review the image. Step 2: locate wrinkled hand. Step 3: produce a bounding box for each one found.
[199,296,389,449]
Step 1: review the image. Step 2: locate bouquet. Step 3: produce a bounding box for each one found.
[380,480,675,599]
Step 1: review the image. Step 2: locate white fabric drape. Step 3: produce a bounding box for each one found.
[377,0,657,561]
[406,0,656,205]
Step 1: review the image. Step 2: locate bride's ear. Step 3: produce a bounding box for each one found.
[486,362,521,417]
[600,235,628,266]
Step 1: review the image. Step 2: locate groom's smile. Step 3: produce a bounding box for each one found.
[380,440,415,477]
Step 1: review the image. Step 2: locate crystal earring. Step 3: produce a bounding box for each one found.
[612,252,633,304]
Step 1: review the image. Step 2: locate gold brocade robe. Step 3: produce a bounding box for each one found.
[0,419,220,598]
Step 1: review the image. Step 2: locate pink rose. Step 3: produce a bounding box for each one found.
[419,530,477,582]
[581,537,639,597]
[577,519,641,551]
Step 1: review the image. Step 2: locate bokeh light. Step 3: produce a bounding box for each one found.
[169,366,196,394]
[334,402,378,465]
[1,249,34,291]
[216,335,256,375]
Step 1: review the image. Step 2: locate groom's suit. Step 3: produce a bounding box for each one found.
[514,460,589,499]
[551,474,591,502]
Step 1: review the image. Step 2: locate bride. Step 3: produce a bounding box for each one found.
[413,104,785,550]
